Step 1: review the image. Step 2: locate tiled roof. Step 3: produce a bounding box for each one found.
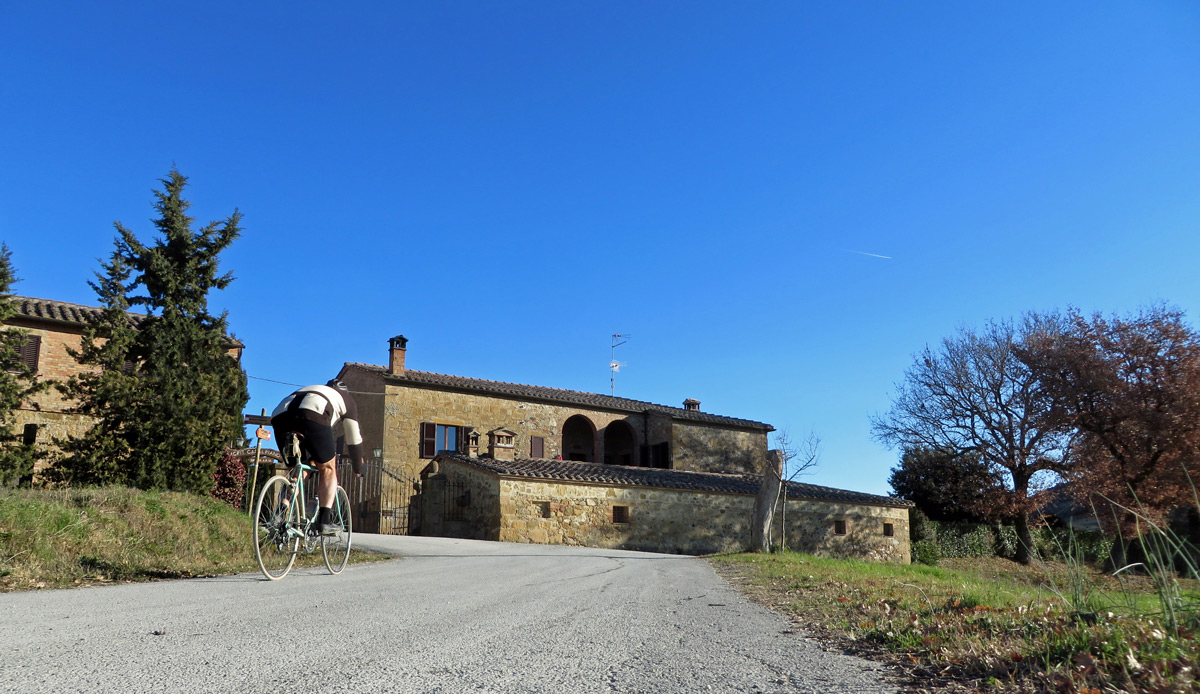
[7,295,243,347]
[344,362,772,430]
[438,453,913,508]
[8,295,143,327]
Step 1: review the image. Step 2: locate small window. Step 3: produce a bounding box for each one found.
[14,335,40,373]
[531,436,545,459]
[22,424,38,446]
[833,520,847,535]
[535,501,551,519]
[883,523,894,537]
[613,505,630,524]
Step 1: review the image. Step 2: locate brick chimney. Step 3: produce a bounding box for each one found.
[683,398,700,411]
[388,335,408,375]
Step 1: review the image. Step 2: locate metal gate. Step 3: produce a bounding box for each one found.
[335,459,417,535]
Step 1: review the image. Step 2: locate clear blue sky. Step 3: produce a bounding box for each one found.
[3,3,1198,496]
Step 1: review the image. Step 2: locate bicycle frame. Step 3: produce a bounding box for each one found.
[253,431,353,580]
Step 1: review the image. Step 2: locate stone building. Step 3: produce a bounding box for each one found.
[420,454,912,562]
[336,335,773,482]
[336,335,913,562]
[7,295,243,468]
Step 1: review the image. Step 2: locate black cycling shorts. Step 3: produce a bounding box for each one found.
[270,412,336,465]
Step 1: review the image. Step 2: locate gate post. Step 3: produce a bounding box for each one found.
[422,472,447,537]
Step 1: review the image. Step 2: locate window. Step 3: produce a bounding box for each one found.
[420,423,471,458]
[535,501,551,519]
[650,442,670,469]
[14,335,40,373]
[530,436,544,459]
[613,505,630,524]
[22,424,38,446]
[883,523,894,537]
[833,520,847,535]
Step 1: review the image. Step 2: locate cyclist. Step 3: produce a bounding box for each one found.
[270,379,365,535]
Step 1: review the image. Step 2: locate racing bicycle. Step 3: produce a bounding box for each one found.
[252,432,353,580]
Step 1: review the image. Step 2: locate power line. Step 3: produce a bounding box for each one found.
[246,374,383,397]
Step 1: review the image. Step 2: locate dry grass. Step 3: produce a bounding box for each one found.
[0,486,387,591]
[711,552,1200,693]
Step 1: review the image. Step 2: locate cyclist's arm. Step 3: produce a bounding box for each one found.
[341,394,365,476]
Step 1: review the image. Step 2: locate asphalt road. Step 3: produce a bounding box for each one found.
[0,535,896,693]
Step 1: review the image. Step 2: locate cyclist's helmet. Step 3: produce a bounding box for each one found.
[326,378,349,392]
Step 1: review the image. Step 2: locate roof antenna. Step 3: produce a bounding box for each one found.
[610,332,630,396]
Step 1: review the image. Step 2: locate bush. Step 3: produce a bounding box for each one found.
[935,522,996,558]
[994,524,1019,559]
[211,449,245,509]
[912,539,941,566]
[1033,526,1110,564]
[909,508,936,544]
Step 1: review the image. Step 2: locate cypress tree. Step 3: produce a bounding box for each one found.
[58,171,248,494]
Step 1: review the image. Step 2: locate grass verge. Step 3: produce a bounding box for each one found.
[711,552,1200,693]
[0,486,389,591]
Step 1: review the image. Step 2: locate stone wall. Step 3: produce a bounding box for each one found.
[10,324,94,471]
[671,420,768,474]
[417,459,500,540]
[437,458,910,562]
[377,382,766,481]
[338,367,386,458]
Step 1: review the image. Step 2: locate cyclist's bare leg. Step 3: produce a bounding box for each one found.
[316,457,337,510]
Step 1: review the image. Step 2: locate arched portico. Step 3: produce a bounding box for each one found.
[603,420,637,466]
[562,415,596,462]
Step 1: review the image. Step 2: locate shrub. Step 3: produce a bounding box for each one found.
[994,524,1019,558]
[211,449,245,509]
[935,522,996,558]
[912,539,941,566]
[909,508,936,544]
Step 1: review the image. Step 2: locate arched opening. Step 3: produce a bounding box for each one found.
[562,415,596,462]
[604,420,637,466]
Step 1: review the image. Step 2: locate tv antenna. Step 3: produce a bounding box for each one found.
[610,332,630,395]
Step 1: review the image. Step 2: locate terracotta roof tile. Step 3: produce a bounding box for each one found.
[344,362,772,430]
[8,295,243,347]
[437,453,912,508]
[9,295,143,326]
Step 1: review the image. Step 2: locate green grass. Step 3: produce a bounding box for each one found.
[712,552,1200,693]
[0,486,389,590]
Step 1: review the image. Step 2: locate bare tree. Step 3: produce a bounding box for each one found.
[871,315,1073,564]
[774,430,820,552]
[751,449,783,552]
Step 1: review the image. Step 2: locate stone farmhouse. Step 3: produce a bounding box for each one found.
[7,295,243,472]
[336,335,913,562]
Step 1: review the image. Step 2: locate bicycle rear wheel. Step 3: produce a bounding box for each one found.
[322,485,353,574]
[254,475,299,580]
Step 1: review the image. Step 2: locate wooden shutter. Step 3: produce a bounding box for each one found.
[458,426,473,454]
[531,436,544,459]
[420,422,436,458]
[19,335,40,373]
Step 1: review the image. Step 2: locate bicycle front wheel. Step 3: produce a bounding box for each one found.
[322,485,353,574]
[254,475,299,580]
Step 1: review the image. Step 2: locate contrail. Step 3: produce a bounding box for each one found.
[848,250,892,260]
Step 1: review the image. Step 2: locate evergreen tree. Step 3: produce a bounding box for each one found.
[0,245,46,486]
[57,171,248,494]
